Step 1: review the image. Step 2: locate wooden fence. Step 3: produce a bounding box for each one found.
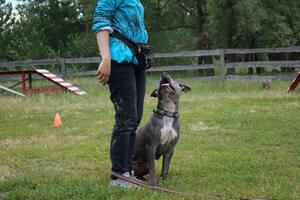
[0,46,300,81]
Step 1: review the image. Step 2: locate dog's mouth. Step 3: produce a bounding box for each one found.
[161,83,175,91]
[160,73,175,92]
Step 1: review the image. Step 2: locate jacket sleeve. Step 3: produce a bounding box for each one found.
[92,0,122,33]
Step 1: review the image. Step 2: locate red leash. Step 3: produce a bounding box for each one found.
[110,171,221,199]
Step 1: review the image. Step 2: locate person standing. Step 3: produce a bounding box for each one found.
[92,0,148,188]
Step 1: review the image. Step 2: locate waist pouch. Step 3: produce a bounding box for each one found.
[110,30,154,69]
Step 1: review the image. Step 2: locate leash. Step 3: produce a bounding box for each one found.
[110,172,278,200]
[110,171,221,199]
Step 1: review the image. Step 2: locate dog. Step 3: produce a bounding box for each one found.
[262,81,271,90]
[132,72,191,186]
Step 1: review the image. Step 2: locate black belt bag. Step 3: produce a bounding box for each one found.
[111,30,154,69]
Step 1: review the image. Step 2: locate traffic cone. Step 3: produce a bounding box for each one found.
[53,113,62,128]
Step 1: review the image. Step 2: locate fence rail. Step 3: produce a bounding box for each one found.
[225,61,300,69]
[1,46,300,81]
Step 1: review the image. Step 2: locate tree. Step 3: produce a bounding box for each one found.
[2,0,91,60]
[207,0,239,74]
[176,0,215,75]
[0,0,14,61]
[142,0,198,51]
[259,0,298,73]
[39,0,86,54]
[235,0,265,74]
[63,0,99,58]
[1,0,300,70]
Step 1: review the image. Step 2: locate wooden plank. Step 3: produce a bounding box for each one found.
[0,85,25,97]
[67,70,96,77]
[147,64,218,72]
[287,72,300,92]
[220,49,225,84]
[58,58,66,78]
[226,74,296,82]
[226,75,276,82]
[0,46,299,69]
[154,50,221,58]
[0,52,220,68]
[148,77,217,85]
[66,64,218,77]
[224,46,300,54]
[225,61,300,68]
[64,57,100,64]
[35,69,86,95]
[0,59,58,68]
[0,70,36,75]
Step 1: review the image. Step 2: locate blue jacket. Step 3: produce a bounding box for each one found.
[92,0,148,64]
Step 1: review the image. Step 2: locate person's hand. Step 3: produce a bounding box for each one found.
[96,58,111,85]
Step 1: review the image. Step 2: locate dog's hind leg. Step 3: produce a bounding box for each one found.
[133,161,149,180]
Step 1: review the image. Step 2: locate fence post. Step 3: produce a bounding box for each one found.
[220,49,226,86]
[58,58,66,78]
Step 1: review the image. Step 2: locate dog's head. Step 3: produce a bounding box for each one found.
[150,72,191,104]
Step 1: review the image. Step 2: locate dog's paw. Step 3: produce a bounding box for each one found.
[161,174,168,180]
[136,176,147,181]
[148,179,157,186]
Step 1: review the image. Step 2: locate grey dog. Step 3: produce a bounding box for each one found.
[132,72,191,186]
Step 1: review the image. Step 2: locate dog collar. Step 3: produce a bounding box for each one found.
[153,107,179,118]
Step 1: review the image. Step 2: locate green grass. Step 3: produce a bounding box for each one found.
[0,76,300,200]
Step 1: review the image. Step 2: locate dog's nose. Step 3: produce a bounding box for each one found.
[162,72,169,77]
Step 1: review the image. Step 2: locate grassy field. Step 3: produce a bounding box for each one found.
[0,75,300,200]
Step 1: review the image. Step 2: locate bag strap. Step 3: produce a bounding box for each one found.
[110,30,138,55]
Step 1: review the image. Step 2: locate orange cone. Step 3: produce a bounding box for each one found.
[53,113,62,128]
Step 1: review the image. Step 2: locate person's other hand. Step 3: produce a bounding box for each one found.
[96,58,111,85]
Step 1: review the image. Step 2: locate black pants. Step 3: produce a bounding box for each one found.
[108,61,146,175]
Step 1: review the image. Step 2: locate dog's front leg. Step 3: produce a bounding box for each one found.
[161,147,174,180]
[146,144,157,186]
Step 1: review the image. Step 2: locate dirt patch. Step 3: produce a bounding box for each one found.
[66,135,88,141]
[190,121,220,132]
[0,165,16,182]
[0,192,6,198]
[0,135,56,145]
[0,134,88,145]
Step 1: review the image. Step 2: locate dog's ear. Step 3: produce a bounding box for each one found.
[180,84,192,93]
[150,88,158,97]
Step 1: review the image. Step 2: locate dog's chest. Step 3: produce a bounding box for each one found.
[160,117,178,145]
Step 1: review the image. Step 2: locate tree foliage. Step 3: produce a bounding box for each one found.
[0,0,14,61]
[0,0,299,62]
